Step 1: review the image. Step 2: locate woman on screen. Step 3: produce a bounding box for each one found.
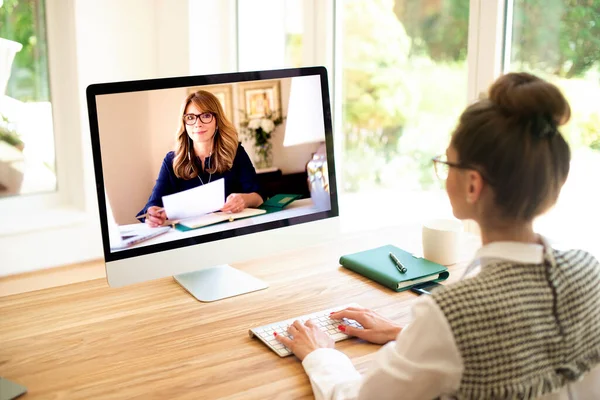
[275,73,600,399]
[138,90,264,227]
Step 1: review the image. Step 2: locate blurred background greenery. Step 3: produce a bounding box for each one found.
[0,0,49,102]
[340,0,600,193]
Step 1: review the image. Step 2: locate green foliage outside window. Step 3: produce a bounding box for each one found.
[0,113,24,149]
[0,0,49,102]
[397,0,600,79]
[342,0,600,193]
[341,0,413,191]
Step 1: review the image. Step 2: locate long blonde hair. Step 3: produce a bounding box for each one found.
[173,90,239,179]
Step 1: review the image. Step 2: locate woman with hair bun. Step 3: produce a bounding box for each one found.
[275,73,600,399]
[137,90,264,227]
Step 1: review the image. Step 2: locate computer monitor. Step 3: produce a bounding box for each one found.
[86,66,339,301]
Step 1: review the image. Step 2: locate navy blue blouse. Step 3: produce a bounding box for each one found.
[137,143,262,218]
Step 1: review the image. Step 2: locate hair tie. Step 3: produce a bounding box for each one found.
[532,114,557,139]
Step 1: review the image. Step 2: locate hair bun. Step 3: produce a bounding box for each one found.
[488,72,571,129]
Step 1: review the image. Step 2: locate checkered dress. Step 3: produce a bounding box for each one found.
[431,247,600,400]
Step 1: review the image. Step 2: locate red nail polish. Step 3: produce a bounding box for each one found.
[338,325,346,332]
[273,332,278,336]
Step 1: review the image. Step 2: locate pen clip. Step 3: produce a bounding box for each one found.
[389,252,407,274]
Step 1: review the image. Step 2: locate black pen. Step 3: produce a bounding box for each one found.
[389,252,407,274]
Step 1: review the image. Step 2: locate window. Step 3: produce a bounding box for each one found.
[336,0,470,228]
[237,0,318,71]
[505,1,600,253]
[0,0,56,198]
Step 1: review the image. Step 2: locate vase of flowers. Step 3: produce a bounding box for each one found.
[239,110,285,169]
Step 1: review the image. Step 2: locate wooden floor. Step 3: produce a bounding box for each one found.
[0,259,106,297]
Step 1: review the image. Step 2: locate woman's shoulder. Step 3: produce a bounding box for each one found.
[552,247,600,275]
[235,142,246,153]
[552,247,598,262]
[234,142,250,160]
[161,151,176,164]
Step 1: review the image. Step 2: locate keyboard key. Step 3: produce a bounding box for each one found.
[249,303,363,357]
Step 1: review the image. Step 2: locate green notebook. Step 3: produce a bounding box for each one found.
[339,244,449,292]
[261,194,302,209]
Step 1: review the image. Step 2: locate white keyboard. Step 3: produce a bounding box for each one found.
[249,303,363,357]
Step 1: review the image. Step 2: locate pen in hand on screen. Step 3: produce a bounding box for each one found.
[389,252,407,274]
[137,209,178,228]
[137,208,165,220]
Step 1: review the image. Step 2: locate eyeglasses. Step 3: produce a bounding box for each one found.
[183,112,214,125]
[432,154,495,185]
[432,154,494,183]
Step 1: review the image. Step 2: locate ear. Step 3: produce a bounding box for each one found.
[464,170,484,204]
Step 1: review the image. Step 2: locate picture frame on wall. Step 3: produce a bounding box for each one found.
[188,84,234,120]
[238,79,281,119]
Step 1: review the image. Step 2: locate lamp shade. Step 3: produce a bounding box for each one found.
[282,75,325,147]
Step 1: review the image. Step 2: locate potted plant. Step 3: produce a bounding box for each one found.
[0,113,24,151]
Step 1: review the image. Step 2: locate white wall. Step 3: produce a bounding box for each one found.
[148,89,186,181]
[189,0,237,74]
[237,0,286,71]
[96,92,153,225]
[96,88,184,225]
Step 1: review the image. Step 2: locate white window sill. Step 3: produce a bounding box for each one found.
[0,208,104,277]
[0,207,91,237]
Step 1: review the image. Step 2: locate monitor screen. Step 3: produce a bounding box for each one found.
[87,67,339,300]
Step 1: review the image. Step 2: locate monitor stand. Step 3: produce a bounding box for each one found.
[173,265,268,302]
[0,377,27,400]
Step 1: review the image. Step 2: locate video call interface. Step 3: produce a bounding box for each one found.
[93,73,334,255]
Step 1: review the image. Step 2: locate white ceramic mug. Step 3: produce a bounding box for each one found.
[422,218,463,265]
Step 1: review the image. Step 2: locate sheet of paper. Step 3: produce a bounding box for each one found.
[162,178,225,220]
[119,223,160,235]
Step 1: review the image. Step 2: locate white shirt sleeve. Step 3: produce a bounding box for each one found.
[301,296,464,400]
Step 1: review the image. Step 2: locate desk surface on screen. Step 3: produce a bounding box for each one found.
[116,198,321,251]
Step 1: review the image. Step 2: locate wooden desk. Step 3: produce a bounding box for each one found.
[0,226,476,399]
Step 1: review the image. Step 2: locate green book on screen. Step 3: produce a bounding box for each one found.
[339,244,449,292]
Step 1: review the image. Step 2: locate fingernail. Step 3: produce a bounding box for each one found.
[338,325,346,332]
[273,332,278,336]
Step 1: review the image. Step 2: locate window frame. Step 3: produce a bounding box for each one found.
[0,0,86,215]
[1,0,512,275]
[330,0,506,233]
[0,0,101,276]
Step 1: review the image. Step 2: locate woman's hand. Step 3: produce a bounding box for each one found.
[274,320,335,361]
[221,193,247,213]
[145,206,167,227]
[330,306,402,345]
